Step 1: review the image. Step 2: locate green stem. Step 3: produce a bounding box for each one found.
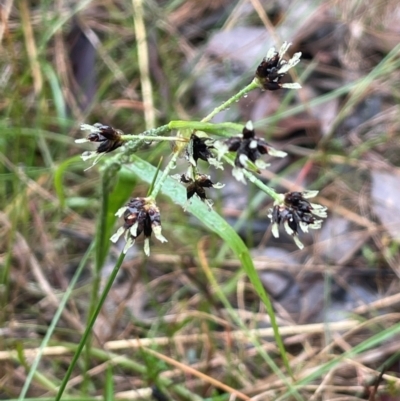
[242,169,282,202]
[18,242,95,400]
[201,79,259,123]
[120,124,171,142]
[55,251,126,401]
[149,151,179,199]
[223,155,282,202]
[122,135,185,142]
[168,120,242,135]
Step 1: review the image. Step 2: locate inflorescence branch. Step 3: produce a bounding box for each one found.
[75,41,326,254]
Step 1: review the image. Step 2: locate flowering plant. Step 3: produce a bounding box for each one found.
[75,41,327,254]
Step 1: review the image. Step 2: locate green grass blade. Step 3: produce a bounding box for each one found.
[18,242,95,400]
[55,251,126,401]
[104,365,114,401]
[53,155,83,208]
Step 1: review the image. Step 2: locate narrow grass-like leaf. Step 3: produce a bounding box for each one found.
[55,251,126,401]
[104,365,113,401]
[18,242,95,400]
[53,155,82,208]
[16,343,57,394]
[42,62,66,121]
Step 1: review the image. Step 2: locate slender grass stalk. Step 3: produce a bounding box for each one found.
[149,151,179,199]
[121,135,185,142]
[18,242,95,400]
[168,120,242,134]
[132,0,155,129]
[82,169,111,393]
[55,251,126,401]
[201,80,259,123]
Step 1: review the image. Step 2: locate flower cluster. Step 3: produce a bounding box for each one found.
[216,121,287,183]
[255,42,302,91]
[174,173,224,210]
[268,191,327,249]
[110,197,167,255]
[186,133,223,169]
[76,123,124,167]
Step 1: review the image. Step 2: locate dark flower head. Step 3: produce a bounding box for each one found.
[76,123,124,167]
[174,173,224,210]
[110,197,167,255]
[186,133,223,169]
[255,42,302,91]
[268,190,327,249]
[217,121,286,183]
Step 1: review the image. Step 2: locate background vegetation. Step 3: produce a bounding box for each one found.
[1,0,400,400]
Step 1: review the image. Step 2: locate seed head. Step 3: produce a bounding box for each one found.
[221,121,287,183]
[186,133,223,170]
[110,197,167,256]
[76,123,124,168]
[175,173,224,210]
[255,42,302,91]
[268,191,327,249]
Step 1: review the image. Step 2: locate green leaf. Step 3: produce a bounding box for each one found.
[104,365,113,401]
[53,155,83,208]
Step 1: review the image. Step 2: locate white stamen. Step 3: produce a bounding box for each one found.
[75,138,89,143]
[293,235,304,250]
[271,223,279,238]
[303,190,319,198]
[249,140,258,149]
[289,52,302,65]
[255,159,269,170]
[208,157,224,170]
[238,153,249,167]
[212,182,225,189]
[278,52,301,73]
[311,207,327,218]
[245,120,254,131]
[153,226,168,243]
[213,141,229,160]
[265,46,276,60]
[129,222,139,237]
[110,226,125,243]
[309,220,323,230]
[278,42,291,59]
[299,221,309,233]
[80,124,101,133]
[267,147,288,158]
[144,238,150,256]
[281,83,302,89]
[284,220,295,236]
[115,206,128,217]
[232,167,246,184]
